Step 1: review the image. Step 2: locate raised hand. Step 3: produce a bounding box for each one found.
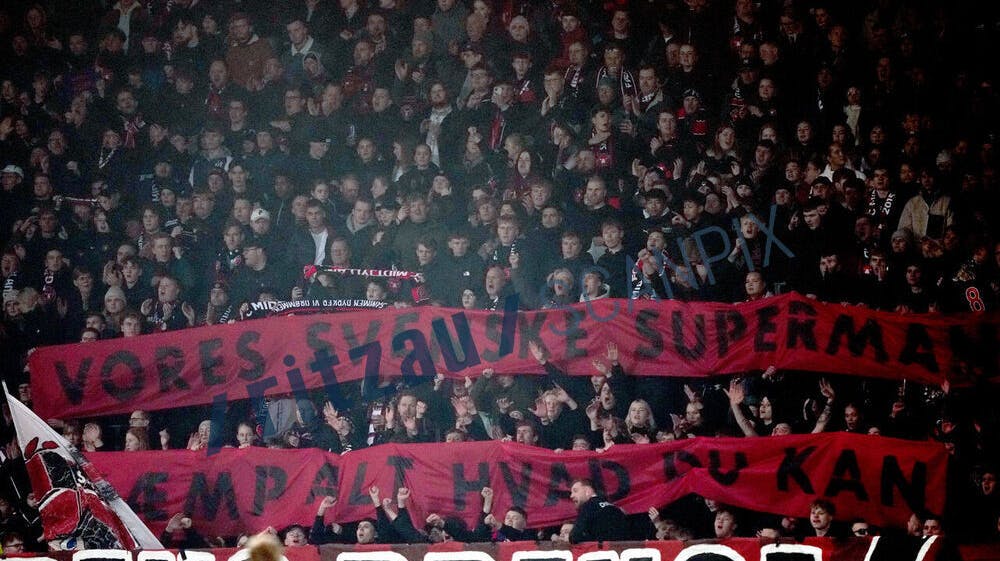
[648,506,660,522]
[552,384,571,404]
[464,396,478,416]
[0,117,13,139]
[323,401,338,420]
[369,486,380,506]
[532,397,547,419]
[403,416,418,435]
[4,441,20,460]
[451,396,468,418]
[670,414,688,434]
[103,261,122,286]
[631,432,650,444]
[724,379,745,406]
[318,496,337,515]
[181,301,196,325]
[606,342,619,364]
[166,512,185,532]
[683,384,698,403]
[397,487,411,505]
[591,359,609,376]
[818,378,835,402]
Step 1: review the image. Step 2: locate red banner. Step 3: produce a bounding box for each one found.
[10,538,987,561]
[87,435,946,539]
[30,293,999,420]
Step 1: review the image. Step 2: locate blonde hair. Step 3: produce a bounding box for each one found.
[246,532,283,561]
[626,399,657,432]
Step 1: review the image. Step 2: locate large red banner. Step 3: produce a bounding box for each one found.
[30,293,999,419]
[13,538,988,561]
[88,435,946,538]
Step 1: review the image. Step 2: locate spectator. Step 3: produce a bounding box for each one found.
[230,240,293,304]
[897,167,954,242]
[159,513,210,549]
[808,499,843,538]
[568,478,629,543]
[226,13,275,90]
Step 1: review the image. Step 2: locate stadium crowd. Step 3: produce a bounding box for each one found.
[0,0,999,552]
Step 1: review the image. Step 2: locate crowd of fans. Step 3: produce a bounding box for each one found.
[0,0,999,552]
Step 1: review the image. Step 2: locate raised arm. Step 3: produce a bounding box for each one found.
[811,378,835,434]
[724,379,758,437]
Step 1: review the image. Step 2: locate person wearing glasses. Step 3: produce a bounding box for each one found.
[0,531,25,554]
[850,519,875,537]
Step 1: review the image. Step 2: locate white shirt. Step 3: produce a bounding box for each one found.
[311,229,329,265]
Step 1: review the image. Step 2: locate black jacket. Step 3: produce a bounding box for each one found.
[569,496,629,543]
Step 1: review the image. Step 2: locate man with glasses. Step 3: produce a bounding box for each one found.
[850,519,874,537]
[1,531,25,554]
[271,87,315,151]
